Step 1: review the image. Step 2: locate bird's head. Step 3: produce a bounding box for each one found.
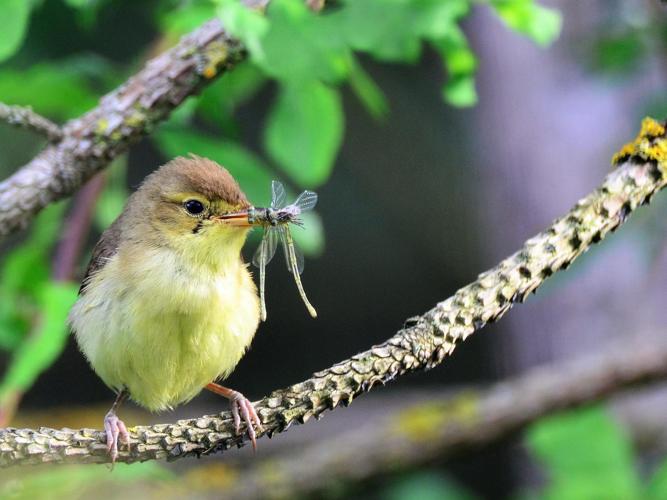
[125,155,255,270]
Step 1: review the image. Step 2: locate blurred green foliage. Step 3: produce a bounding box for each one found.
[0,462,173,500]
[0,205,78,413]
[0,0,32,63]
[0,0,561,430]
[215,0,561,183]
[377,406,667,500]
[0,60,103,120]
[0,4,664,500]
[519,405,667,500]
[490,0,561,47]
[264,80,343,187]
[383,471,478,500]
[525,406,641,500]
[583,5,660,78]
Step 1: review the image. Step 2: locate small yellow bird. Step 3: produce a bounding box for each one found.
[69,156,263,460]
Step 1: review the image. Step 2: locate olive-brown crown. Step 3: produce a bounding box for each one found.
[141,155,249,208]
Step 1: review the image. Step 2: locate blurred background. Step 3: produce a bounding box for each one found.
[0,0,666,498]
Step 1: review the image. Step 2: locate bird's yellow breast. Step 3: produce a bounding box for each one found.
[69,245,260,411]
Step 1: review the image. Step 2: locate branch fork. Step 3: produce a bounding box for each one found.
[0,103,62,142]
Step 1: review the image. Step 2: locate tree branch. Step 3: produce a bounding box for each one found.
[0,19,243,237]
[0,103,63,142]
[222,334,667,499]
[0,119,665,467]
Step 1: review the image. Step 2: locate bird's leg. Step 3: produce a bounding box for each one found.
[205,382,263,450]
[104,388,130,464]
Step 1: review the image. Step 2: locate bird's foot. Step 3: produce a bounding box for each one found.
[228,390,263,451]
[104,410,129,464]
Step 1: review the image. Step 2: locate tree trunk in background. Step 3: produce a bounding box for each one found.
[471,0,664,373]
[470,0,667,489]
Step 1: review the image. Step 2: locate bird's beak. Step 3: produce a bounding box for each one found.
[214,209,255,227]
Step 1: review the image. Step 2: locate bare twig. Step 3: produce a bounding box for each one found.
[0,103,62,142]
[0,119,664,467]
[0,19,243,238]
[222,335,667,499]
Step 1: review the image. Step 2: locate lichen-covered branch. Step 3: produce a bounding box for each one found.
[0,119,665,467]
[0,19,242,237]
[0,103,63,142]
[222,334,667,500]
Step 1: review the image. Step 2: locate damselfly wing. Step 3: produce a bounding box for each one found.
[251,181,318,321]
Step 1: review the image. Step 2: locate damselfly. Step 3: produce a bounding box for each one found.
[248,181,318,321]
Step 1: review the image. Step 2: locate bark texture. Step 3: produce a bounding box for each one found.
[223,334,667,499]
[0,19,241,237]
[0,119,665,467]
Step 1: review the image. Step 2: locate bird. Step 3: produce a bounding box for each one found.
[68,155,264,461]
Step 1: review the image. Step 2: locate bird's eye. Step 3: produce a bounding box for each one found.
[184,199,205,215]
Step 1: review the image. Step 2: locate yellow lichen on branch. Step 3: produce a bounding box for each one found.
[390,393,479,443]
[613,117,667,166]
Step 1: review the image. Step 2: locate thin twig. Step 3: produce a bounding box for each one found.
[0,19,244,238]
[0,119,665,467]
[0,103,62,142]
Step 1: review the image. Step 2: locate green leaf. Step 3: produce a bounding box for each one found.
[348,59,389,119]
[0,0,31,63]
[433,25,478,107]
[488,0,562,47]
[0,282,78,403]
[219,0,349,84]
[337,0,474,106]
[413,0,470,41]
[263,0,350,84]
[154,127,274,204]
[196,62,267,132]
[339,1,420,62]
[337,0,469,63]
[526,406,641,500]
[217,0,270,60]
[264,81,343,188]
[443,75,477,107]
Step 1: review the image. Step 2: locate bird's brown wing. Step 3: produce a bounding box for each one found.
[79,214,124,295]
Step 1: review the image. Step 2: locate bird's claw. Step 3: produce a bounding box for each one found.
[229,391,263,451]
[104,410,129,464]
